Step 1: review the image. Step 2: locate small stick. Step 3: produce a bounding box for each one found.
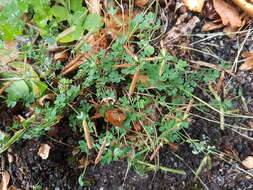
[95,137,107,165]
[83,119,93,149]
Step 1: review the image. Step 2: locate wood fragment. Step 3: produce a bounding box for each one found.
[95,137,107,165]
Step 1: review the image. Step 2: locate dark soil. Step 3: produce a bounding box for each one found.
[1,3,253,190]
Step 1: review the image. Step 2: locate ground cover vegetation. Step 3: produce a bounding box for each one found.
[0,0,253,189]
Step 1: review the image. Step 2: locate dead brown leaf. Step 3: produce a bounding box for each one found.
[201,21,224,31]
[37,143,51,159]
[182,0,205,12]
[163,16,200,44]
[83,119,93,149]
[105,109,126,126]
[37,93,55,107]
[95,137,107,165]
[239,57,253,70]
[135,0,149,6]
[231,0,253,17]
[242,51,253,57]
[8,185,20,190]
[242,156,253,169]
[0,40,18,65]
[53,51,68,63]
[223,25,237,38]
[213,0,242,27]
[0,171,10,190]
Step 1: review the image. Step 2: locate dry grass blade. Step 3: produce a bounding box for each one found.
[190,60,236,77]
[150,143,163,161]
[129,66,140,96]
[95,137,107,165]
[112,64,136,68]
[83,119,93,149]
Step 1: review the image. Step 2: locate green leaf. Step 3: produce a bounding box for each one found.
[5,80,30,101]
[70,0,83,11]
[83,13,103,33]
[144,45,154,56]
[51,5,69,21]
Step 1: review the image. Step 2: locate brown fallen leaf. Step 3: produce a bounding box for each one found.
[213,0,242,28]
[7,185,20,190]
[83,119,93,149]
[105,108,127,126]
[53,51,68,63]
[0,40,18,65]
[0,171,10,190]
[37,93,55,107]
[163,16,200,44]
[201,21,224,32]
[223,25,237,38]
[129,67,140,96]
[182,0,205,12]
[242,156,253,169]
[242,51,253,57]
[95,137,107,165]
[239,57,253,70]
[135,0,149,7]
[37,143,51,159]
[231,0,253,17]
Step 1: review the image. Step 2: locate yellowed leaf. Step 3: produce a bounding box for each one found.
[239,57,253,71]
[0,171,10,190]
[213,0,242,27]
[182,0,205,12]
[201,21,224,32]
[37,143,51,159]
[242,156,253,169]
